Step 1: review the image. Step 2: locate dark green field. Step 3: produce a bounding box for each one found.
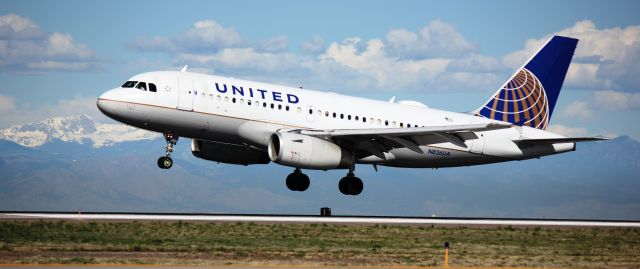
[0,220,639,268]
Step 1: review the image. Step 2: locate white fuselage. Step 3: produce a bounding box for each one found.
[97,70,574,169]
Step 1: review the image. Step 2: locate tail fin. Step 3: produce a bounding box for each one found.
[476,36,578,130]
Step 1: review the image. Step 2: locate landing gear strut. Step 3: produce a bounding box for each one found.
[286,168,310,191]
[157,132,178,169]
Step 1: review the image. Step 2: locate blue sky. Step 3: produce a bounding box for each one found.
[1,0,640,138]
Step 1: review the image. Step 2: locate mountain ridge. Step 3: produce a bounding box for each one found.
[0,114,158,148]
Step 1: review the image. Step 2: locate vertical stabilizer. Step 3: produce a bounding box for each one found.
[476,36,578,130]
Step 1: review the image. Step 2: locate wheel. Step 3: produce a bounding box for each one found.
[348,177,363,195]
[338,176,363,195]
[298,173,310,191]
[286,173,298,191]
[286,171,310,191]
[338,177,349,195]
[157,156,173,169]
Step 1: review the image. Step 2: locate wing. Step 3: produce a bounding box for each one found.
[294,122,512,160]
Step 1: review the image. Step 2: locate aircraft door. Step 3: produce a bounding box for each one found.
[177,78,194,111]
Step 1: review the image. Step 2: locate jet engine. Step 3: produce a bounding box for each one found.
[267,132,351,169]
[191,139,270,165]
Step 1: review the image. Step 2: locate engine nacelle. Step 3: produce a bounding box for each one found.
[191,139,270,165]
[267,132,351,170]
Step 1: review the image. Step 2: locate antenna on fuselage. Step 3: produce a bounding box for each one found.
[180,65,188,72]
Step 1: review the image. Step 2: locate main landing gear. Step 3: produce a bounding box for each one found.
[338,172,363,196]
[286,168,310,191]
[285,166,364,196]
[157,132,178,169]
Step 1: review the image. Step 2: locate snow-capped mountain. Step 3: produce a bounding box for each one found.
[0,114,158,148]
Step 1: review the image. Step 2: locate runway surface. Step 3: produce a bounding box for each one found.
[2,212,639,227]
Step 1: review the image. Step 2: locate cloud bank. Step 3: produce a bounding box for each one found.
[0,14,101,72]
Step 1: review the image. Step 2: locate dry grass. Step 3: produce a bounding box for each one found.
[0,220,639,268]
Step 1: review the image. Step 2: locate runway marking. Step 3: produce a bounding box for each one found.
[3,213,640,228]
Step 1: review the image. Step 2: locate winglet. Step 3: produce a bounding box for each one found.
[180,65,188,72]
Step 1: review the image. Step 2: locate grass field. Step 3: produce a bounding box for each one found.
[0,220,639,268]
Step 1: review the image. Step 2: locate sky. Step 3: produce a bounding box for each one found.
[1,0,640,139]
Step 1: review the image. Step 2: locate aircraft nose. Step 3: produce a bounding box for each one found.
[96,89,121,118]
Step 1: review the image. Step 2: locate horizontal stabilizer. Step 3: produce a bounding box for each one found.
[513,136,609,144]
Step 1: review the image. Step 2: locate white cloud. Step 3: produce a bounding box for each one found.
[181,20,244,52]
[385,20,476,59]
[0,13,100,72]
[257,35,288,53]
[129,19,244,54]
[548,124,588,137]
[127,18,640,95]
[503,20,640,90]
[0,94,16,115]
[300,36,325,54]
[594,90,640,110]
[561,100,593,120]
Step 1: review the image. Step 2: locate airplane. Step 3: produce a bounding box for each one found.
[97,35,605,195]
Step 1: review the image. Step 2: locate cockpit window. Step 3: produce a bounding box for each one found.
[122,81,137,88]
[149,83,157,92]
[135,82,147,91]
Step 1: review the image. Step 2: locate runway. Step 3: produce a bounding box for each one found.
[2,212,639,227]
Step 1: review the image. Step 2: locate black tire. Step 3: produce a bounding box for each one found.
[298,173,310,191]
[349,177,363,195]
[286,173,298,191]
[157,156,173,169]
[286,171,311,192]
[338,177,349,195]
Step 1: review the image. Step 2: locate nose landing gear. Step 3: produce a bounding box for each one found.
[157,132,178,169]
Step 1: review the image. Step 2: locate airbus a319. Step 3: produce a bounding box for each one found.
[97,36,604,195]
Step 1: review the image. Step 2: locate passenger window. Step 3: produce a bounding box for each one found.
[278,104,282,110]
[247,100,252,105]
[385,120,389,126]
[308,109,313,115]
[270,103,274,109]
[355,116,359,121]
[333,112,337,118]
[347,115,351,120]
[363,117,367,123]
[149,83,157,92]
[263,103,267,108]
[297,107,301,113]
[325,111,329,117]
[340,114,344,119]
[122,81,137,88]
[286,106,290,111]
[135,82,147,91]
[217,95,221,101]
[224,97,229,102]
[232,98,236,103]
